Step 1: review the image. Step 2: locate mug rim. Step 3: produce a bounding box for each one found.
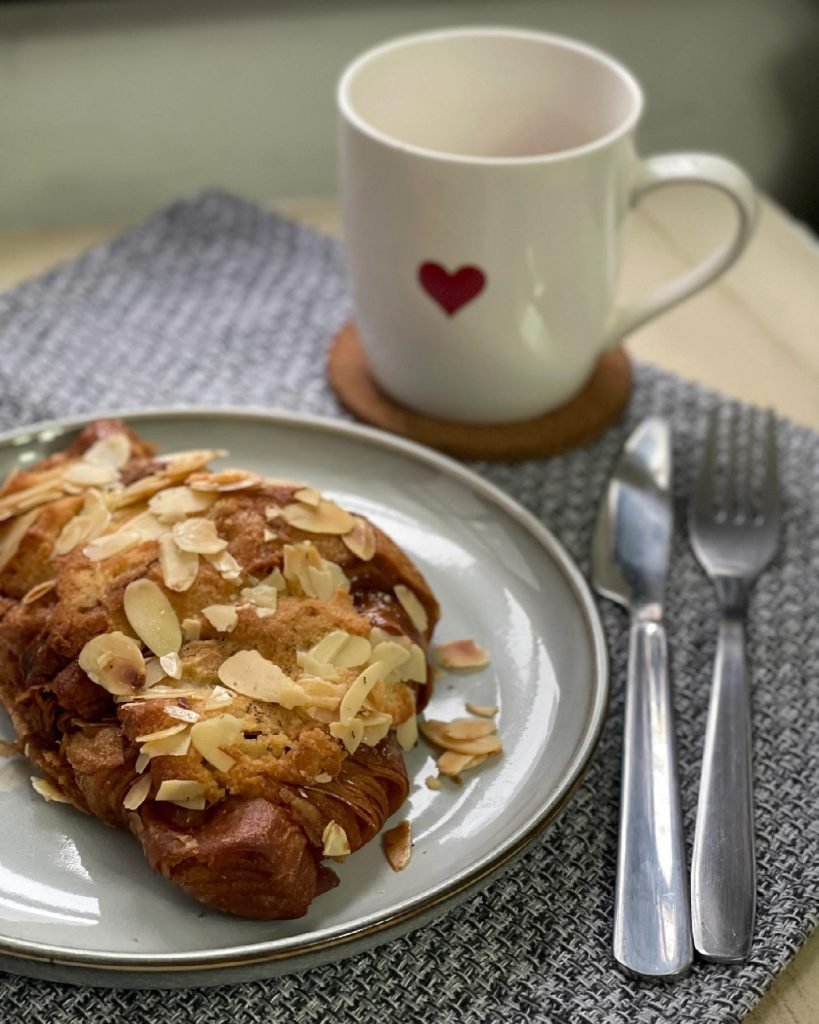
[337,25,645,166]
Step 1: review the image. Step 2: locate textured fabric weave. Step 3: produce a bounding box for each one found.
[0,191,816,1023]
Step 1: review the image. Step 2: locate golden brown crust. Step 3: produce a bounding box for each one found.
[0,419,438,918]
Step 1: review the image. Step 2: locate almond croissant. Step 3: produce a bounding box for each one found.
[0,419,437,919]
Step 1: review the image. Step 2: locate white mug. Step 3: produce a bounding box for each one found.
[338,27,757,424]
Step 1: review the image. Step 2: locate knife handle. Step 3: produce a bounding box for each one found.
[614,619,693,980]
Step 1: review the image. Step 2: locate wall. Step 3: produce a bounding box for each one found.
[1,0,816,231]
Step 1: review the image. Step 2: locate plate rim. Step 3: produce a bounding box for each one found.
[0,405,609,974]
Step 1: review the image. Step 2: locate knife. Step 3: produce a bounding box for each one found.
[592,417,693,980]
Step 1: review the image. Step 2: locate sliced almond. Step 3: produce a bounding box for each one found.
[159,652,182,679]
[172,517,227,555]
[263,528,276,542]
[339,663,386,725]
[396,712,418,752]
[293,486,321,507]
[21,579,56,605]
[420,720,502,757]
[341,516,377,561]
[83,530,142,562]
[53,488,112,556]
[465,702,498,718]
[296,652,339,682]
[436,751,478,776]
[159,533,199,592]
[425,775,442,791]
[181,617,201,642]
[154,779,207,810]
[205,549,242,581]
[314,772,333,784]
[165,705,201,724]
[202,604,238,633]
[240,582,278,612]
[203,685,233,710]
[280,500,355,535]
[143,656,167,688]
[0,509,39,572]
[312,630,372,670]
[299,677,342,711]
[322,819,351,857]
[217,650,309,708]
[190,714,242,772]
[31,777,71,804]
[135,723,187,744]
[139,729,192,760]
[188,469,261,492]
[78,631,146,695]
[107,474,170,509]
[369,640,411,677]
[83,433,131,471]
[149,486,216,523]
[442,718,496,741]
[156,448,227,478]
[394,584,429,633]
[123,578,182,656]
[122,774,152,811]
[63,462,118,487]
[434,639,490,670]
[329,718,365,754]
[382,820,411,871]
[362,712,392,747]
[403,644,427,684]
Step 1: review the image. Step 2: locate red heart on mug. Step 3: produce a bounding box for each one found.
[418,262,486,316]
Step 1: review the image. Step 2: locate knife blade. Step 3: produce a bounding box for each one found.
[592,417,692,981]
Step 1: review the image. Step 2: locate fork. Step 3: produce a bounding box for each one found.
[688,406,780,963]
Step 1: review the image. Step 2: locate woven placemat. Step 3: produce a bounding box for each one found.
[0,191,816,1023]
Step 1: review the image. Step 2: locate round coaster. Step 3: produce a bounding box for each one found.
[327,322,632,461]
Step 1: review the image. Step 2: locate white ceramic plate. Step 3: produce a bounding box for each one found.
[0,409,607,988]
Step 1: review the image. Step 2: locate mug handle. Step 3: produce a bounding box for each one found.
[604,153,758,348]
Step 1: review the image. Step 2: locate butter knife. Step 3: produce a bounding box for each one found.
[592,417,693,980]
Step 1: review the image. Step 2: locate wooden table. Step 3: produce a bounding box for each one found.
[1,191,817,1020]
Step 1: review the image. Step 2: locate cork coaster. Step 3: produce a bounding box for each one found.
[327,321,632,461]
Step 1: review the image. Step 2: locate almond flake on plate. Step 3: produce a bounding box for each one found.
[393,584,429,633]
[425,775,442,791]
[382,820,412,871]
[434,639,490,670]
[420,719,502,757]
[440,717,496,741]
[202,604,238,633]
[465,702,498,718]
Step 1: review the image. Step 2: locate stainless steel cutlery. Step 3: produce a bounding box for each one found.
[594,408,779,976]
[688,408,780,962]
[592,417,693,980]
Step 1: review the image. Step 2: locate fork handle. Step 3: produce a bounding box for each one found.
[614,619,692,980]
[691,616,755,962]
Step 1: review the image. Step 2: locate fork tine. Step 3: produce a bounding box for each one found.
[724,407,741,521]
[691,407,720,518]
[759,409,780,522]
[734,408,755,521]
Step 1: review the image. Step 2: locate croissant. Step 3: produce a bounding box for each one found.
[0,419,438,919]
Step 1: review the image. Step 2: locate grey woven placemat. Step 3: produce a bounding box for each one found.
[0,191,816,1023]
